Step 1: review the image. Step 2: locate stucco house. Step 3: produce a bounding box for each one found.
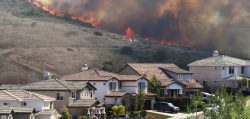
[188,51,250,91]
[0,89,60,119]
[0,107,36,119]
[119,63,203,97]
[21,79,105,119]
[62,69,157,110]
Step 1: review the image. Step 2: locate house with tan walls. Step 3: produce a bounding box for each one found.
[188,51,250,92]
[21,79,105,119]
[119,63,203,97]
[0,89,61,119]
[61,69,157,110]
[0,107,36,119]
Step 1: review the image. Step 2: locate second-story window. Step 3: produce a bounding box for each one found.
[21,102,27,106]
[71,92,76,99]
[109,82,117,91]
[138,82,146,90]
[56,92,64,100]
[229,67,234,74]
[241,67,245,74]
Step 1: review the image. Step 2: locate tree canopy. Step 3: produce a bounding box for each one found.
[148,75,162,96]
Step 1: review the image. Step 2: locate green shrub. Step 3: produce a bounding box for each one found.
[61,108,71,119]
[120,46,134,55]
[140,110,147,117]
[78,116,90,119]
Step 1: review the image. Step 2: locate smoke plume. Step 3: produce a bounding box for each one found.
[30,0,250,57]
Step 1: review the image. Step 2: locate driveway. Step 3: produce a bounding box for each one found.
[146,110,204,119]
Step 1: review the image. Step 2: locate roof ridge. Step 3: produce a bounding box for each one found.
[54,79,72,91]
[2,90,23,101]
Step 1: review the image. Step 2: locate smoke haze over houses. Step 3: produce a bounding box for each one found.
[30,0,250,56]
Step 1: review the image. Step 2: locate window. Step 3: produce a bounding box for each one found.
[85,91,88,96]
[90,92,93,98]
[119,83,122,89]
[56,92,64,100]
[71,92,76,99]
[109,82,117,91]
[229,67,234,74]
[44,102,49,107]
[203,81,207,86]
[103,83,106,85]
[160,89,165,96]
[222,67,225,70]
[241,67,245,74]
[138,82,146,90]
[21,102,27,106]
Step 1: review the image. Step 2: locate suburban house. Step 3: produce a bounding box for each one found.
[0,107,35,119]
[21,79,105,119]
[188,51,250,91]
[119,63,203,97]
[61,69,157,110]
[0,89,61,119]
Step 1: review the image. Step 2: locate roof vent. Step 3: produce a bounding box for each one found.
[81,64,89,71]
[213,50,219,57]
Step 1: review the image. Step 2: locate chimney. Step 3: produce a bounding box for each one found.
[43,71,52,80]
[213,50,219,57]
[81,64,89,71]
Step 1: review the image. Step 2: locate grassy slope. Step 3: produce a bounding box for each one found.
[0,0,209,84]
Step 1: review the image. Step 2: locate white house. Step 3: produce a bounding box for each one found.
[188,51,250,91]
[0,90,61,119]
[62,69,156,110]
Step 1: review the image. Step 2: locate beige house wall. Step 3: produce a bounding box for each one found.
[189,66,223,88]
[0,100,19,107]
[29,90,72,111]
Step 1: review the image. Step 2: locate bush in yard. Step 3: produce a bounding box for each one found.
[188,85,248,119]
[148,75,162,96]
[78,116,90,119]
[112,105,125,116]
[140,110,147,117]
[136,90,145,111]
[61,108,71,119]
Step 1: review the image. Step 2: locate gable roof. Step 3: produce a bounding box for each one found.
[0,107,13,114]
[160,67,193,74]
[0,90,55,101]
[123,63,176,80]
[181,80,203,89]
[62,70,116,81]
[121,63,189,87]
[62,69,147,81]
[188,55,248,67]
[22,79,96,91]
[69,99,99,108]
[0,107,35,113]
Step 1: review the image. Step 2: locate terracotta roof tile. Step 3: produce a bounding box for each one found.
[105,91,128,97]
[62,69,145,81]
[126,63,175,80]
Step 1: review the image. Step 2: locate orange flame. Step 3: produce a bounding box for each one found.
[125,27,135,39]
[27,0,99,27]
[71,16,99,28]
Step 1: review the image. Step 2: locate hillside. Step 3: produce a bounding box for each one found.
[0,0,209,84]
